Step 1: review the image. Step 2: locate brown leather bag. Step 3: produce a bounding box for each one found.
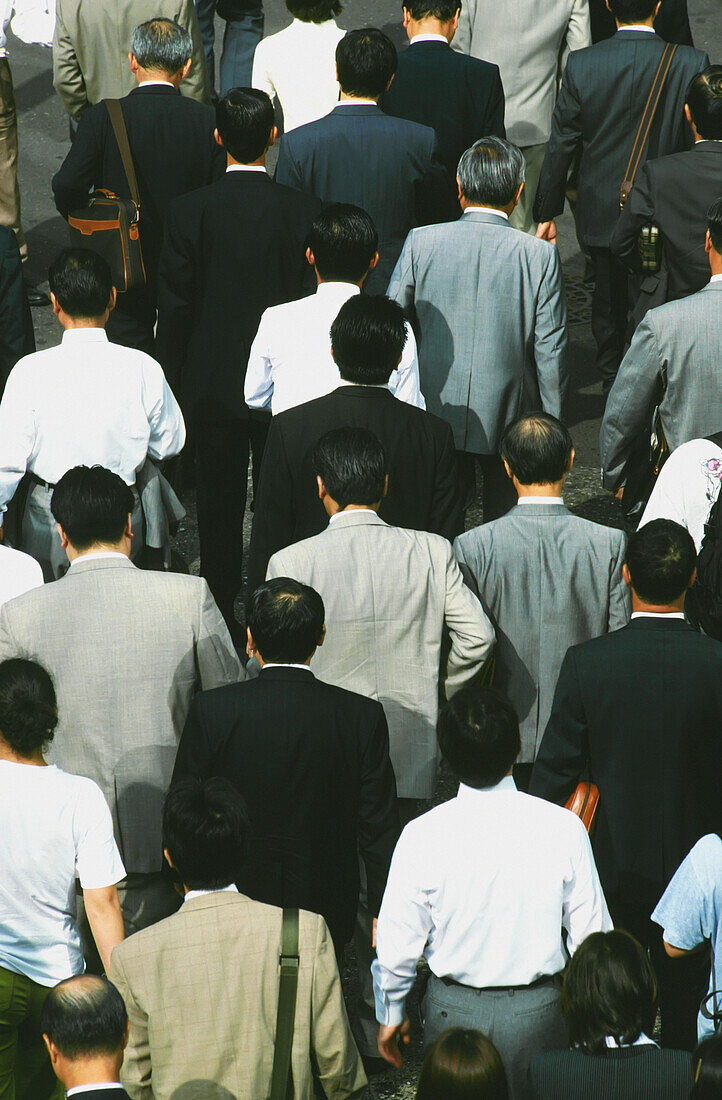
[619,43,678,209]
[565,781,600,833]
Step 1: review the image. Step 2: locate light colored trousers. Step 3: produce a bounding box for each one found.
[0,59,25,259]
[510,142,548,235]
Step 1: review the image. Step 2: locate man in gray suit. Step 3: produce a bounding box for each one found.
[454,414,630,774]
[0,466,242,938]
[601,198,722,494]
[388,136,568,521]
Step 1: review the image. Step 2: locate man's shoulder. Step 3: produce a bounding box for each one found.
[647,284,717,328]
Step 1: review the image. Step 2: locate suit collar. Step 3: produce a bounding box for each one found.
[331,103,382,117]
[701,281,722,292]
[259,665,316,682]
[461,209,512,227]
[325,510,387,530]
[331,384,394,399]
[179,890,254,913]
[130,83,180,96]
[66,555,136,574]
[614,28,664,41]
[408,36,450,48]
[627,616,692,631]
[512,502,569,516]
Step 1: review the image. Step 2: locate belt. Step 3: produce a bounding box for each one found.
[29,472,56,491]
[439,972,561,994]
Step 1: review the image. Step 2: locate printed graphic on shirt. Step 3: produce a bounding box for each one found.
[702,455,722,506]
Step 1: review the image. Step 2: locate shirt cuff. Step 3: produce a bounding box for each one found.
[371,962,408,1027]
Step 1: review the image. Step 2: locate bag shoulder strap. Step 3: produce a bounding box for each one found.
[104,99,141,207]
[705,432,722,450]
[269,908,300,1100]
[620,43,678,207]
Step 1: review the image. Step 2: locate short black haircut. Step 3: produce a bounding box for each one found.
[48,248,113,319]
[707,196,722,254]
[330,294,407,384]
[336,29,397,99]
[437,686,520,789]
[500,413,573,485]
[163,777,249,890]
[216,88,274,163]
[41,976,128,1060]
[307,204,378,283]
[561,931,657,1055]
[687,67,722,141]
[403,0,461,21]
[246,577,325,663]
[692,1034,722,1099]
[51,465,134,551]
[625,519,697,605]
[0,659,57,757]
[286,0,342,22]
[607,0,657,21]
[313,427,387,509]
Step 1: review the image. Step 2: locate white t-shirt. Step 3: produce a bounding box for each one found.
[0,761,125,986]
[641,437,722,551]
[0,543,43,609]
[251,19,344,132]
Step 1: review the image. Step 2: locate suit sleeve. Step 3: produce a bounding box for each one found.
[610,164,654,270]
[110,951,153,1099]
[414,134,458,226]
[657,0,694,45]
[608,533,631,632]
[529,648,589,806]
[52,2,89,120]
[274,136,303,191]
[246,419,295,595]
[452,0,476,55]
[196,579,244,687]
[452,535,482,598]
[0,234,33,393]
[357,704,400,918]
[476,64,505,140]
[430,420,464,542]
[171,695,214,784]
[179,0,212,104]
[443,544,495,697]
[310,915,368,1098]
[534,245,569,420]
[564,0,592,55]
[51,108,101,219]
[156,204,196,401]
[386,232,415,306]
[533,61,582,224]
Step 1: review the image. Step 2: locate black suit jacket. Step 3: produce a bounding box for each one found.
[0,226,33,394]
[590,0,693,45]
[274,103,455,292]
[611,142,722,303]
[156,172,321,420]
[529,1046,693,1100]
[534,31,708,247]
[380,40,505,178]
[530,618,722,912]
[247,385,463,595]
[65,1089,131,1100]
[171,666,399,947]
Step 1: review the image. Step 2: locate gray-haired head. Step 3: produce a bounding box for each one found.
[130,18,193,75]
[457,137,526,208]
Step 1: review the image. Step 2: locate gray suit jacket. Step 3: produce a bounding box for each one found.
[388,210,568,454]
[453,0,591,146]
[0,556,242,871]
[268,511,494,798]
[455,503,630,760]
[601,282,722,491]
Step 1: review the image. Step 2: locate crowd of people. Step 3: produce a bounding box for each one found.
[0,0,721,1096]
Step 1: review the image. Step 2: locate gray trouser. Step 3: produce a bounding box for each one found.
[509,142,548,235]
[423,973,566,1100]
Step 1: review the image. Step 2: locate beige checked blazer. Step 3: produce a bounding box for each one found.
[110,891,367,1099]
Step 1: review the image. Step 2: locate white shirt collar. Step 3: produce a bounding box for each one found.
[137,79,175,88]
[710,274,722,284]
[67,1087,126,1096]
[261,662,313,671]
[631,611,686,620]
[409,32,448,44]
[184,883,238,903]
[337,379,389,390]
[462,205,509,220]
[605,1032,658,1049]
[617,24,655,32]
[696,139,722,144]
[226,164,267,174]
[69,551,129,568]
[516,496,563,505]
[337,98,377,106]
[329,507,377,523]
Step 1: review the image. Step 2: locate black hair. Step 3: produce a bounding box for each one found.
[216,88,274,163]
[403,0,461,22]
[163,777,249,890]
[691,1034,722,1098]
[246,578,325,663]
[286,0,342,22]
[41,976,128,1060]
[707,196,722,254]
[499,413,573,485]
[416,1028,509,1100]
[130,18,193,73]
[51,466,134,552]
[48,248,113,319]
[607,0,657,21]
[307,204,378,283]
[686,68,722,141]
[437,686,520,789]
[313,427,386,509]
[561,930,657,1055]
[625,519,697,605]
[335,29,397,99]
[330,294,407,384]
[0,659,57,757]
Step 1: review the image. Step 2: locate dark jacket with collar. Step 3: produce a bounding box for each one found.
[247,384,463,596]
[529,1045,693,1099]
[533,30,708,247]
[171,666,399,947]
[589,0,694,45]
[65,1089,131,1100]
[530,617,722,911]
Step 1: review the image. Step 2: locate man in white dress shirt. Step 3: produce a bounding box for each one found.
[245,204,424,415]
[0,248,185,578]
[373,686,611,1098]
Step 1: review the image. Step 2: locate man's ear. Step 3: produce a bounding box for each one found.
[42,1035,59,1065]
[267,125,278,150]
[57,523,70,551]
[684,103,692,125]
[122,1018,131,1051]
[125,514,133,541]
[369,251,380,271]
[567,447,575,474]
[128,52,138,74]
[705,229,712,255]
[382,473,389,499]
[317,475,326,501]
[317,623,327,648]
[180,57,192,80]
[306,246,315,267]
[213,127,223,148]
[689,566,697,590]
[622,562,632,588]
[502,458,513,481]
[108,287,117,314]
[51,292,61,318]
[163,848,175,870]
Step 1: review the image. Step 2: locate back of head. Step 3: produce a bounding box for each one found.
[607,0,657,21]
[48,248,113,320]
[416,1028,509,1100]
[246,577,325,663]
[286,0,342,23]
[457,137,526,207]
[330,294,407,384]
[561,930,657,1054]
[500,413,572,486]
[163,777,249,890]
[41,976,128,1060]
[216,88,274,163]
[437,686,520,789]
[625,519,697,605]
[51,466,134,552]
[687,68,722,140]
[692,1034,722,1098]
[130,18,192,75]
[336,29,397,99]
[707,196,722,254]
[313,426,387,509]
[307,204,378,283]
[0,659,57,758]
[403,0,460,21]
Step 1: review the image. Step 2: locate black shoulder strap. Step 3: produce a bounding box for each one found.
[104,99,141,207]
[705,432,722,449]
[269,908,300,1100]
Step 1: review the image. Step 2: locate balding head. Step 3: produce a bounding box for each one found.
[500,413,574,488]
[42,976,128,1062]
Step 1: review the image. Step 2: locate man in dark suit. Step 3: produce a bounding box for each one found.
[590,0,693,44]
[52,18,224,355]
[530,520,722,1050]
[534,0,708,393]
[0,225,33,394]
[380,0,505,178]
[247,295,462,596]
[275,27,454,293]
[156,89,321,636]
[611,67,722,314]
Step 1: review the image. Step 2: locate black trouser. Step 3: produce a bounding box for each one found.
[589,246,629,398]
[457,451,517,523]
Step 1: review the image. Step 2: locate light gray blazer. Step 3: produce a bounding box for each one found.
[387,211,569,455]
[453,0,591,146]
[0,556,242,872]
[601,282,722,491]
[268,511,495,799]
[454,502,630,760]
